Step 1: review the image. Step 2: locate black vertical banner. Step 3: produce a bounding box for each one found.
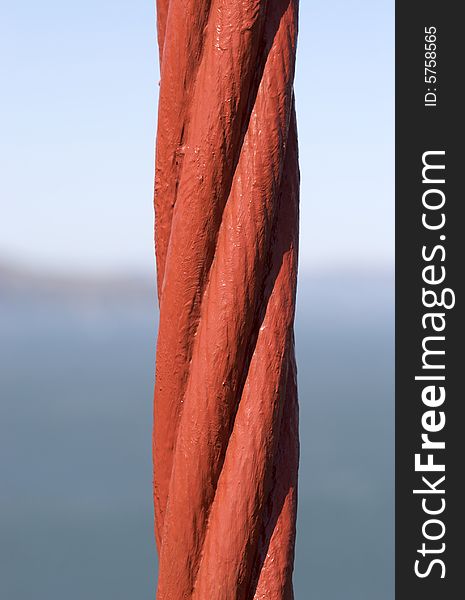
[396,2,463,599]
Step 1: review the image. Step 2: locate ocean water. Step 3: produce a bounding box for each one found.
[0,267,393,599]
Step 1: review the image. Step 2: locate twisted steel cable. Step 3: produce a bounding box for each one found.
[152,1,299,598]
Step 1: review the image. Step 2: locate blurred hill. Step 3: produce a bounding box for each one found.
[0,258,156,308]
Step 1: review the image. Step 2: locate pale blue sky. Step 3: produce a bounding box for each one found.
[0,0,393,274]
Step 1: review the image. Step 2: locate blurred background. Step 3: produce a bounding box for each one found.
[0,1,393,599]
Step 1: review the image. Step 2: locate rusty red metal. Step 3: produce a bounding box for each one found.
[153,2,299,598]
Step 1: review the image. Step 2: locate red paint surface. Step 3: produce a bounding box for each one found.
[153,2,299,598]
